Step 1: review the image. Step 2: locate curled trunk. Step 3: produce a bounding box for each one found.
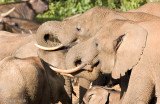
[35,21,62,47]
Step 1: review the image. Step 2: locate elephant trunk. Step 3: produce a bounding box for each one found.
[35,21,62,47]
[66,38,98,69]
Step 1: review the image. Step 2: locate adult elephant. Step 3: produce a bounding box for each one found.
[35,6,160,50]
[35,5,160,103]
[0,31,72,103]
[0,56,71,104]
[55,19,160,103]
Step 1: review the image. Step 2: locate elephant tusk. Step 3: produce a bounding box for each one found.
[49,63,86,74]
[35,44,64,51]
[1,7,15,17]
[0,7,15,22]
[60,73,74,77]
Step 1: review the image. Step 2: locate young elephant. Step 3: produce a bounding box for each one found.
[35,6,160,103]
[0,56,70,104]
[63,19,160,103]
[83,86,120,104]
[0,31,72,103]
[35,5,160,51]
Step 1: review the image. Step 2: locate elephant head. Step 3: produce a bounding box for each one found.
[52,19,148,80]
[34,7,126,81]
[35,6,126,51]
[35,19,101,81]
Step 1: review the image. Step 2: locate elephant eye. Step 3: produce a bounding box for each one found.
[95,42,98,47]
[76,27,81,31]
[88,94,94,102]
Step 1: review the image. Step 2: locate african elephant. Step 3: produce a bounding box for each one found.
[35,5,160,79]
[0,7,40,33]
[57,19,160,103]
[0,56,71,104]
[1,18,40,33]
[83,86,120,104]
[0,0,48,20]
[35,6,160,50]
[129,2,160,17]
[35,6,160,103]
[0,31,72,103]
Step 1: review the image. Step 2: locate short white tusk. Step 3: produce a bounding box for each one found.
[49,63,86,74]
[35,43,63,51]
[0,7,15,22]
[29,30,33,34]
[60,73,74,77]
[1,7,15,17]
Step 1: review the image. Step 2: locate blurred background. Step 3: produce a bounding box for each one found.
[1,0,160,23]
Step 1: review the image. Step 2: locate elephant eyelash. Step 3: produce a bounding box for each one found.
[95,43,98,47]
[76,27,81,31]
[88,94,94,101]
[114,34,125,51]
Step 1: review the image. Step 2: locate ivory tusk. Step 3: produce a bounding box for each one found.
[1,7,15,17]
[49,63,86,74]
[60,73,74,77]
[29,30,33,34]
[35,43,63,51]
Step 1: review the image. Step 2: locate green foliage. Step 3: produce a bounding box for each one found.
[1,0,160,23]
[36,0,160,23]
[120,0,146,11]
[36,0,104,23]
[0,0,19,4]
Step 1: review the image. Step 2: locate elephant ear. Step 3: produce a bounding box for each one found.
[112,23,148,79]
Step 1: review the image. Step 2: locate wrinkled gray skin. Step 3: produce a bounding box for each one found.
[66,19,160,103]
[36,5,160,104]
[0,31,72,103]
[83,86,120,104]
[0,56,71,104]
[0,0,48,20]
[0,31,37,61]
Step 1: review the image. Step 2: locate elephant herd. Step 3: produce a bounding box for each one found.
[0,1,160,104]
